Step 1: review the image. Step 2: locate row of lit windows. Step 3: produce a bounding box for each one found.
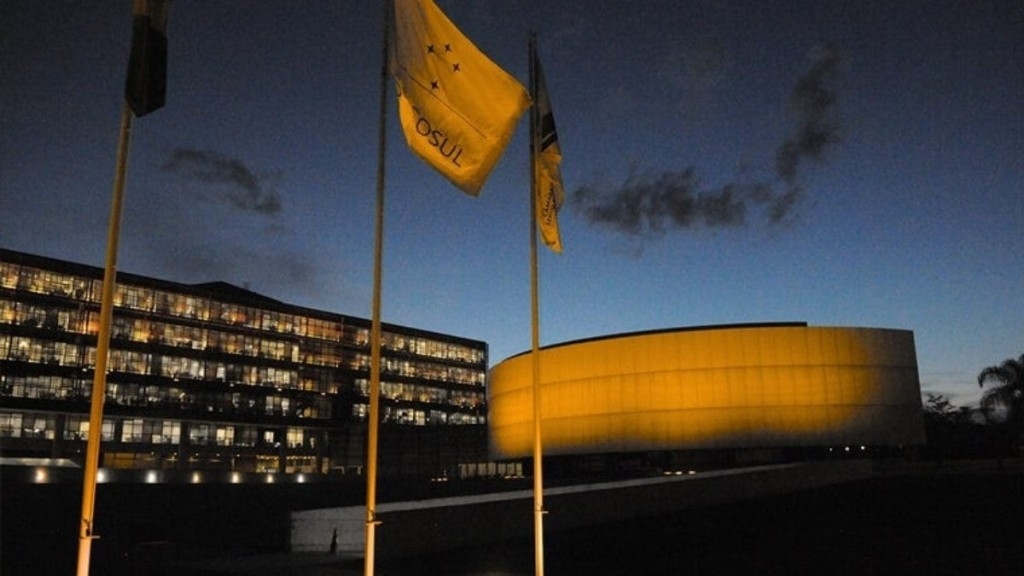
[0,375,332,420]
[1,368,483,422]
[0,335,309,389]
[2,334,93,366]
[113,282,329,338]
[114,316,301,363]
[99,453,324,474]
[343,354,485,386]
[84,374,497,420]
[458,461,523,480]
[0,411,57,439]
[0,410,317,450]
[3,299,345,370]
[2,297,486,378]
[101,383,332,420]
[354,378,485,410]
[382,357,486,386]
[350,403,487,426]
[3,263,484,366]
[114,348,300,389]
[0,299,91,332]
[114,417,311,449]
[2,300,342,369]
[2,300,331,367]
[382,332,486,364]
[1,375,87,401]
[1,264,98,301]
[3,301,482,382]
[1,335,482,415]
[0,270,320,339]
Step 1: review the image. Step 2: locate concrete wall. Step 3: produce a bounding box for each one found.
[291,459,874,559]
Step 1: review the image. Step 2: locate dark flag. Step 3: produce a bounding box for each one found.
[125,0,169,117]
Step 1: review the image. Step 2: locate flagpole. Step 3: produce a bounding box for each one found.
[364,1,391,574]
[528,31,547,576]
[76,101,134,576]
[75,4,168,573]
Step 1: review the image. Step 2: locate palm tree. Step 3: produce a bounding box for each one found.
[977,353,1024,428]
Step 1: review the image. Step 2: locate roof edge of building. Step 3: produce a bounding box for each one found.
[502,321,811,362]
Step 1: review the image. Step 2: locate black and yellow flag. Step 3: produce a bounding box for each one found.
[533,54,564,253]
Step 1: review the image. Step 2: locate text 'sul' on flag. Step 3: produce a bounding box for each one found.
[125,0,169,117]
[533,54,564,253]
[391,0,530,196]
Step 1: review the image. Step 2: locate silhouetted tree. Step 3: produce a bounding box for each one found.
[978,353,1024,458]
[923,393,969,463]
[978,354,1024,424]
[924,393,959,423]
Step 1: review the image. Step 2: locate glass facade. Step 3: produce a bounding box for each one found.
[0,248,488,477]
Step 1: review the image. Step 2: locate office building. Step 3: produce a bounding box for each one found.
[0,248,491,480]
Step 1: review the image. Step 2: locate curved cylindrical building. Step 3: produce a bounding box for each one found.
[488,323,925,460]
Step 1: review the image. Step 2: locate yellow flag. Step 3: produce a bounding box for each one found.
[392,0,530,196]
[534,55,564,253]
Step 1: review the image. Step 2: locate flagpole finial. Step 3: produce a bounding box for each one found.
[133,0,170,33]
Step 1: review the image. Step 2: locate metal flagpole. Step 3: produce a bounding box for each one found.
[75,101,134,576]
[364,1,391,574]
[528,31,547,576]
[78,3,168,573]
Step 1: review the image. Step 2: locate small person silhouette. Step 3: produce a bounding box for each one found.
[329,528,338,555]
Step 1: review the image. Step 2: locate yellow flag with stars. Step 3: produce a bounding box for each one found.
[391,0,531,196]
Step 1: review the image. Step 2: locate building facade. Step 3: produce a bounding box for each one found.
[0,248,489,478]
[489,323,926,464]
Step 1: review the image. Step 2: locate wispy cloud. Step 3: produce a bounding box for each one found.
[572,168,773,235]
[775,42,843,186]
[571,42,843,237]
[162,147,282,215]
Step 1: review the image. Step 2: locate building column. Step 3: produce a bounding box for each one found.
[52,413,67,459]
[177,421,190,470]
[314,429,326,474]
[278,427,287,473]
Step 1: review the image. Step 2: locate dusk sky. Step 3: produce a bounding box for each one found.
[2,1,1021,408]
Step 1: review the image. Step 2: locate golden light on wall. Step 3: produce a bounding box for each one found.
[488,325,925,459]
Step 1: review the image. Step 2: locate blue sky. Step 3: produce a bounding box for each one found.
[2,1,1021,408]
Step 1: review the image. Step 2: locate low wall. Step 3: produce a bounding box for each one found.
[291,459,874,559]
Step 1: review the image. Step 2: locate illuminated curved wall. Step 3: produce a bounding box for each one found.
[488,325,925,459]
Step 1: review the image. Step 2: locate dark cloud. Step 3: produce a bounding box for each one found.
[571,42,843,237]
[775,42,843,184]
[571,169,777,235]
[162,147,282,215]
